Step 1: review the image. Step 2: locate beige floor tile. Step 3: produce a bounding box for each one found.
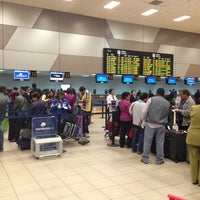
[38,177,66,190]
[44,186,74,199]
[13,182,42,195]
[61,174,86,185]
[100,185,132,199]
[88,178,117,189]
[52,195,80,200]
[68,181,96,194]
[77,190,110,200]
[112,195,141,200]
[135,190,168,200]
[0,186,17,198]
[17,190,49,200]
[122,181,152,194]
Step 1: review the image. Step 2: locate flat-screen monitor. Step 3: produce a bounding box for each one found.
[184,77,195,85]
[95,74,108,83]
[166,77,176,85]
[145,76,156,84]
[61,84,71,91]
[122,75,133,84]
[50,72,64,82]
[14,70,30,80]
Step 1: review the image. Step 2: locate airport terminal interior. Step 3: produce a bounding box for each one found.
[1,0,200,200]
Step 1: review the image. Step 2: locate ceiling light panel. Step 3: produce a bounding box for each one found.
[141,9,158,16]
[173,15,191,22]
[104,1,120,9]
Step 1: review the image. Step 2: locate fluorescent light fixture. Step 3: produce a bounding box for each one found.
[104,1,120,9]
[141,9,158,16]
[173,15,191,22]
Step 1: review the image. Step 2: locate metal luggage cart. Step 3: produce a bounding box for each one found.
[31,116,63,159]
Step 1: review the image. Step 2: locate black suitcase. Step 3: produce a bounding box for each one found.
[17,137,31,150]
[168,130,187,163]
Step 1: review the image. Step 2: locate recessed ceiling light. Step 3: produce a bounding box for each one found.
[104,1,120,9]
[173,15,191,22]
[141,9,158,16]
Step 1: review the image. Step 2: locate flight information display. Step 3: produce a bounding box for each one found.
[103,48,173,76]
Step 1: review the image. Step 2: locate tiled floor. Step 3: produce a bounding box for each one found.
[0,117,200,200]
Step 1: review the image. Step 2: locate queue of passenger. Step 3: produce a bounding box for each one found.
[0,83,92,152]
[106,87,200,186]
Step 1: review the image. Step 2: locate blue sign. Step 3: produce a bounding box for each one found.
[14,70,30,80]
[32,116,57,138]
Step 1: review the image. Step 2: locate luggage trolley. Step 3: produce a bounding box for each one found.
[31,116,63,159]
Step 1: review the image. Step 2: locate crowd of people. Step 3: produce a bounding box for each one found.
[0,84,92,152]
[1,84,200,186]
[106,87,200,186]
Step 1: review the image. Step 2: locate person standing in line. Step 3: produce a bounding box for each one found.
[119,91,132,148]
[0,86,9,152]
[186,103,200,185]
[106,88,118,112]
[130,89,137,103]
[129,92,148,154]
[174,89,195,131]
[140,88,170,165]
[79,86,92,134]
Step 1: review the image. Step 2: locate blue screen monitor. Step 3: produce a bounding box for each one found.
[95,74,108,83]
[122,75,133,84]
[14,70,30,80]
[50,72,64,82]
[145,76,156,84]
[184,77,195,85]
[166,77,176,85]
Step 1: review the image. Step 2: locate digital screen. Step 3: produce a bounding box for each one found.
[145,76,156,84]
[14,70,30,80]
[166,77,176,85]
[61,84,71,90]
[103,48,173,76]
[122,75,133,84]
[95,74,108,83]
[184,77,195,85]
[50,72,64,82]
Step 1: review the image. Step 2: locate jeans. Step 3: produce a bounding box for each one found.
[132,125,144,152]
[0,121,4,151]
[142,124,165,164]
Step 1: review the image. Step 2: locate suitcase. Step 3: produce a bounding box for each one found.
[168,130,187,163]
[63,122,76,138]
[17,137,31,150]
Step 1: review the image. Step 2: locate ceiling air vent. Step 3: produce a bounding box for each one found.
[149,0,163,5]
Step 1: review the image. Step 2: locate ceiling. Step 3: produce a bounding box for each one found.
[2,0,200,34]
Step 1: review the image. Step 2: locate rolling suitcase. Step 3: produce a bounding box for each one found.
[17,137,31,150]
[168,130,187,163]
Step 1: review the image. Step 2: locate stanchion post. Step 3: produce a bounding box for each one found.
[101,100,105,118]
